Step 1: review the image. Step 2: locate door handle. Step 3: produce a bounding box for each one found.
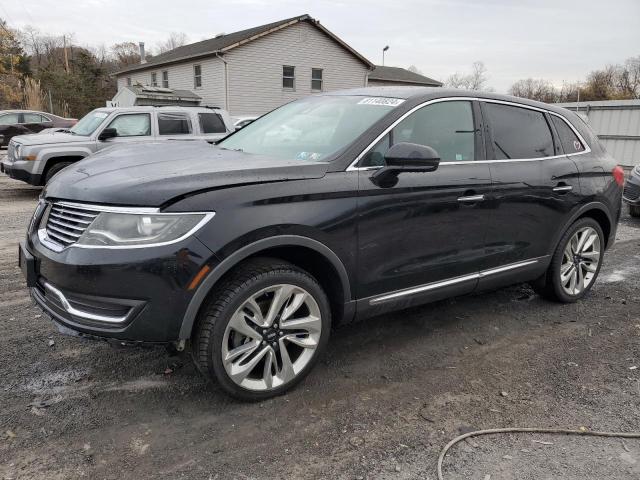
[457,194,485,203]
[553,185,573,193]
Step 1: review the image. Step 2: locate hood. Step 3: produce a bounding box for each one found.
[13,132,91,146]
[43,141,329,207]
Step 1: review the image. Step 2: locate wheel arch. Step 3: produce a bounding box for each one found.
[178,235,353,340]
[552,202,614,253]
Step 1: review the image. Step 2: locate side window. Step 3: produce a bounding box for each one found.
[360,101,476,167]
[151,72,157,87]
[198,112,226,134]
[0,113,20,125]
[24,113,50,123]
[158,112,192,135]
[484,103,554,159]
[162,71,169,88]
[194,65,202,88]
[106,114,151,137]
[551,115,585,154]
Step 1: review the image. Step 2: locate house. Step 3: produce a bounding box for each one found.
[114,14,442,116]
[114,14,373,116]
[368,65,443,87]
[108,85,202,107]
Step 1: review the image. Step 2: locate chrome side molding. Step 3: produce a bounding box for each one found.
[369,258,543,305]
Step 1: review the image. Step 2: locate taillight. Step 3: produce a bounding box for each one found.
[612,166,625,187]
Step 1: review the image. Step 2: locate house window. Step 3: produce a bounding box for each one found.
[151,72,157,87]
[311,68,323,91]
[126,77,131,86]
[162,70,169,88]
[282,66,295,90]
[194,64,202,88]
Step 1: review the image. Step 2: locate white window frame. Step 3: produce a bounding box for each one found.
[282,65,295,91]
[126,77,131,86]
[151,72,157,87]
[193,64,202,89]
[311,68,323,92]
[162,70,169,88]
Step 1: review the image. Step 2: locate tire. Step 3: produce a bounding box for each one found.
[532,217,604,303]
[44,162,73,184]
[192,257,331,401]
[630,205,640,218]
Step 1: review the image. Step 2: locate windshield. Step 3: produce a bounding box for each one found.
[70,110,110,136]
[218,95,404,161]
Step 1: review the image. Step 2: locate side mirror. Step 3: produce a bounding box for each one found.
[371,142,440,186]
[98,128,117,141]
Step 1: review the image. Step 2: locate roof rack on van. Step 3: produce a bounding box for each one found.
[153,105,221,110]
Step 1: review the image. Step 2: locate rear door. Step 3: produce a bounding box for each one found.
[355,99,492,314]
[479,101,582,283]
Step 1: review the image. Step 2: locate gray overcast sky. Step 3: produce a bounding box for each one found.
[2,0,639,92]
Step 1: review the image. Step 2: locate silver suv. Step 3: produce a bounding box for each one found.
[1,106,234,186]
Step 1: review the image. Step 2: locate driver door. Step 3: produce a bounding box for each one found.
[355,100,493,315]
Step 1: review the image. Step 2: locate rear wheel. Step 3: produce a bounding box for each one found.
[532,218,604,303]
[44,162,73,184]
[630,205,640,218]
[193,258,331,401]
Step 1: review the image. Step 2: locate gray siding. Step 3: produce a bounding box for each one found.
[116,57,226,108]
[225,22,368,116]
[557,100,640,167]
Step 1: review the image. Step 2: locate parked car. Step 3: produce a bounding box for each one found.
[20,87,623,400]
[0,110,76,147]
[233,115,259,129]
[623,165,640,217]
[1,106,234,186]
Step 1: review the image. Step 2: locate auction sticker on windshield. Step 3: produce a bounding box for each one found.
[357,97,405,107]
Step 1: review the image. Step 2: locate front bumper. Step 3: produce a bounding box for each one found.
[1,160,42,186]
[623,171,640,206]
[24,231,217,343]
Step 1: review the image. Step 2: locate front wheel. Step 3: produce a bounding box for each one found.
[193,258,331,401]
[630,205,640,218]
[532,218,604,303]
[44,162,73,184]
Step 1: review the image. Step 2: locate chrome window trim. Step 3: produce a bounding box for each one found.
[346,97,592,171]
[368,257,543,305]
[38,201,215,250]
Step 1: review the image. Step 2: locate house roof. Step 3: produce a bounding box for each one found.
[115,14,373,75]
[122,84,201,100]
[368,65,443,87]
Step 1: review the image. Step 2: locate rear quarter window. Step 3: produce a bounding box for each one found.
[198,112,227,134]
[551,115,585,154]
[158,112,192,135]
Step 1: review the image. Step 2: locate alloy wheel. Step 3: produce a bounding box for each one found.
[560,226,601,296]
[221,284,322,391]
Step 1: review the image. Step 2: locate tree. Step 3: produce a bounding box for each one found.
[509,78,557,102]
[445,61,489,90]
[111,41,140,67]
[407,65,422,75]
[0,18,28,108]
[156,32,188,54]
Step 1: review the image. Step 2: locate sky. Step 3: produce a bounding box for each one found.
[1,0,639,92]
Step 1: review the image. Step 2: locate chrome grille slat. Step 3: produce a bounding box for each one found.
[45,201,101,249]
[47,224,82,238]
[49,211,94,225]
[48,218,86,231]
[623,182,640,201]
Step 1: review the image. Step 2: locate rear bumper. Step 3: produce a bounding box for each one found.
[1,160,42,185]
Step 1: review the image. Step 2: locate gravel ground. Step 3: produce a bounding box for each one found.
[1,156,639,480]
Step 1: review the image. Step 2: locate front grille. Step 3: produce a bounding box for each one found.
[7,141,16,162]
[44,202,100,248]
[623,181,640,201]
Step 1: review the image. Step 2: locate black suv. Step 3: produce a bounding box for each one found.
[20,88,623,400]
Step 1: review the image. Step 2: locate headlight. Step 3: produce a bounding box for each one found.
[76,212,214,248]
